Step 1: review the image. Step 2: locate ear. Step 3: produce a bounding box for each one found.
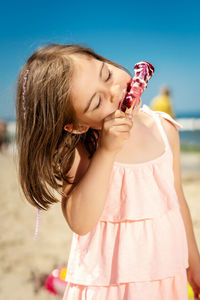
[64,123,89,134]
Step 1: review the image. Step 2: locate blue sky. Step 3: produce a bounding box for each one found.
[1,0,200,119]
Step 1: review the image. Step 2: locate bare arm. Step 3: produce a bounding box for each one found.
[62,148,116,235]
[162,118,200,268]
[62,110,133,235]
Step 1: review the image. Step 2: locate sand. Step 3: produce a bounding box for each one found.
[0,151,199,300]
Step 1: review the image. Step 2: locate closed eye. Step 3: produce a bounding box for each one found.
[94,66,112,110]
[95,96,102,110]
[106,70,112,82]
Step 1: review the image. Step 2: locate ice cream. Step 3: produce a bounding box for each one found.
[119,61,154,112]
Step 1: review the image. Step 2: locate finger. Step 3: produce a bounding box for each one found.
[109,124,132,133]
[105,118,133,130]
[125,112,133,120]
[105,109,126,121]
[112,114,133,124]
[114,117,133,126]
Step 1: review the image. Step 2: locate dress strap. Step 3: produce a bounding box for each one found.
[140,105,183,151]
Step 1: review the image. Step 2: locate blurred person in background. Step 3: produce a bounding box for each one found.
[151,85,175,118]
[0,120,9,152]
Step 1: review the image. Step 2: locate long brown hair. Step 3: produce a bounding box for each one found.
[16,44,130,210]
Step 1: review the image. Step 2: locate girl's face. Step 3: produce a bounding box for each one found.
[69,54,132,131]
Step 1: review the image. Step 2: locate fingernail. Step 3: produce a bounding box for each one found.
[128,114,133,119]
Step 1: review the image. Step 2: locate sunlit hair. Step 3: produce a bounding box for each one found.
[16,43,130,210]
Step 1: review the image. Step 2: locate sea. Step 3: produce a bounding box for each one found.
[176,111,200,149]
[3,111,200,150]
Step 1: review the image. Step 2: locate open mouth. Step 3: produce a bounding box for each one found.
[118,78,133,110]
[126,78,132,93]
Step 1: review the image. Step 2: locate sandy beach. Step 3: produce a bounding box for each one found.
[0,151,199,300]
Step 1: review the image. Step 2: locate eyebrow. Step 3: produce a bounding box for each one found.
[83,61,105,113]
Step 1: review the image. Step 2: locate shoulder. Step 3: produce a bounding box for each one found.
[160,115,180,152]
[160,116,183,193]
[161,116,179,136]
[61,143,91,222]
[143,107,182,150]
[62,142,90,194]
[158,114,186,202]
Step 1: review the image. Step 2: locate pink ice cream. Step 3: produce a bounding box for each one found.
[119,61,154,112]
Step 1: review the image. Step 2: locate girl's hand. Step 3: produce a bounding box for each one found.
[187,265,200,299]
[100,110,133,154]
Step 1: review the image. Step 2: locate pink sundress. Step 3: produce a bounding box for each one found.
[63,105,189,300]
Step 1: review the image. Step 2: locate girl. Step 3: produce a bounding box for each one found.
[16,44,200,300]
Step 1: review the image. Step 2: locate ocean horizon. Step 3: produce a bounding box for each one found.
[1,110,200,123]
[4,115,200,150]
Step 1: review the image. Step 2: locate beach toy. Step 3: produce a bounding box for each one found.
[45,267,67,296]
[188,282,194,299]
[119,61,154,112]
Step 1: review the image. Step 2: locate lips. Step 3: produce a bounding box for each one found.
[118,90,127,110]
[118,79,133,110]
[126,78,132,93]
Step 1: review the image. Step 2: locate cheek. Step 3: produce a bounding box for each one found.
[122,70,132,81]
[98,107,116,123]
[90,109,111,125]
[115,68,131,84]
